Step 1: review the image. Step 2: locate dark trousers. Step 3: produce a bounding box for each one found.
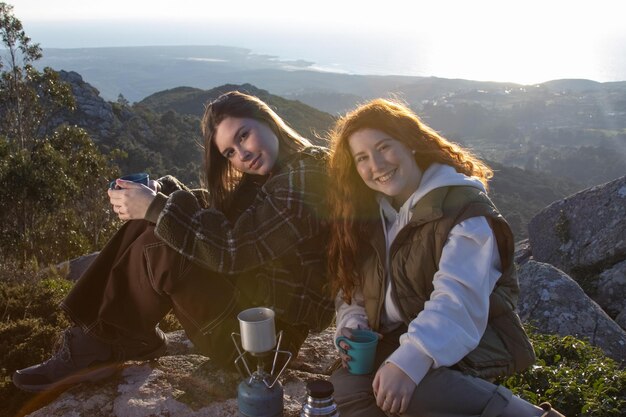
[61,220,307,368]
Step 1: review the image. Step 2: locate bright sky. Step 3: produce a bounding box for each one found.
[8,0,626,83]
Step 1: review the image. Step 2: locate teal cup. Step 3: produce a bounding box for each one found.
[335,329,379,375]
[110,172,149,190]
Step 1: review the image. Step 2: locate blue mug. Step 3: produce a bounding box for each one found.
[110,172,149,190]
[335,329,379,375]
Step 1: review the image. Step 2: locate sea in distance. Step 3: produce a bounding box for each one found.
[25,20,626,86]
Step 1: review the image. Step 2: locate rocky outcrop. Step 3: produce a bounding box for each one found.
[514,238,532,265]
[527,175,626,332]
[24,329,337,417]
[528,176,626,288]
[521,175,626,362]
[596,260,626,319]
[517,260,626,362]
[52,71,122,139]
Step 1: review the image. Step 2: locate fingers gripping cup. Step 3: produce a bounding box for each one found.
[335,329,379,375]
[110,172,149,190]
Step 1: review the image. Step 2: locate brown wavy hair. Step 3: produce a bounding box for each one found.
[328,98,493,302]
[201,91,311,211]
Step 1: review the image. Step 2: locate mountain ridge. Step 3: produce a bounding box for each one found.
[137,83,334,141]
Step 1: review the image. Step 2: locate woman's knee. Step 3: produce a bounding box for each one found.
[330,368,374,404]
[330,368,387,417]
[407,367,510,417]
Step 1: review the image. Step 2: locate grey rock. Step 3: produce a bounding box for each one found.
[596,259,626,324]
[288,326,338,375]
[616,310,626,330]
[25,327,338,417]
[514,239,532,265]
[517,260,626,363]
[52,71,120,140]
[528,175,626,278]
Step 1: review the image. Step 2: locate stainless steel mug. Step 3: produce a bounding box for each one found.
[238,307,277,355]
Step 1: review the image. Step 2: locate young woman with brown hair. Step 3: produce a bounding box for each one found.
[13,91,334,392]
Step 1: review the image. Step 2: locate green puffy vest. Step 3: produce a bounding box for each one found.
[360,186,535,378]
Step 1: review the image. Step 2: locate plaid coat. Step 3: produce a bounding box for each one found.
[145,146,334,332]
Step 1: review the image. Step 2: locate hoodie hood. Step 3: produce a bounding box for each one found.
[378,163,486,229]
[410,162,486,203]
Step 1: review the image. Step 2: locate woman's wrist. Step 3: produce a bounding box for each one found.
[144,192,169,223]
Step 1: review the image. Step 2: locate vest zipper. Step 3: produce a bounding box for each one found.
[387,224,417,324]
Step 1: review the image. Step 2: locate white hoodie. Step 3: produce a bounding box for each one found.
[334,163,502,387]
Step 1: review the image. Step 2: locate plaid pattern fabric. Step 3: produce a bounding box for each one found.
[154,147,333,331]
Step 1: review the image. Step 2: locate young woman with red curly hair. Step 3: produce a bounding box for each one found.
[327,99,565,417]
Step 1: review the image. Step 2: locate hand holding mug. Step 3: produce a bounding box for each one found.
[335,328,381,375]
[336,327,355,369]
[108,173,156,220]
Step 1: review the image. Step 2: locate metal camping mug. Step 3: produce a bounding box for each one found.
[237,307,277,355]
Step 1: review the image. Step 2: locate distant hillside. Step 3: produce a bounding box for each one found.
[138,83,335,144]
[540,78,626,92]
[487,161,581,239]
[36,47,626,188]
[53,75,334,185]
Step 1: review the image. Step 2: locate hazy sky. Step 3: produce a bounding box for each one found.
[8,0,626,83]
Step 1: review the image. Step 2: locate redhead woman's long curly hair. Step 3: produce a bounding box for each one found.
[328,98,493,302]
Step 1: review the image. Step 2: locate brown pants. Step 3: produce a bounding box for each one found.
[330,327,512,417]
[61,220,307,367]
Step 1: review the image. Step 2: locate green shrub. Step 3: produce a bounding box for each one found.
[0,272,71,327]
[0,128,122,266]
[0,265,72,417]
[497,330,626,417]
[0,272,72,368]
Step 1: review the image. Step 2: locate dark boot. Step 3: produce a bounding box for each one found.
[13,327,114,392]
[12,326,166,392]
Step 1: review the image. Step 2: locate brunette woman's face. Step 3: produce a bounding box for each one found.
[348,128,422,207]
[213,117,280,175]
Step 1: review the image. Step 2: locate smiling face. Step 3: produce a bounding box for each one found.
[213,116,280,175]
[348,128,423,207]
